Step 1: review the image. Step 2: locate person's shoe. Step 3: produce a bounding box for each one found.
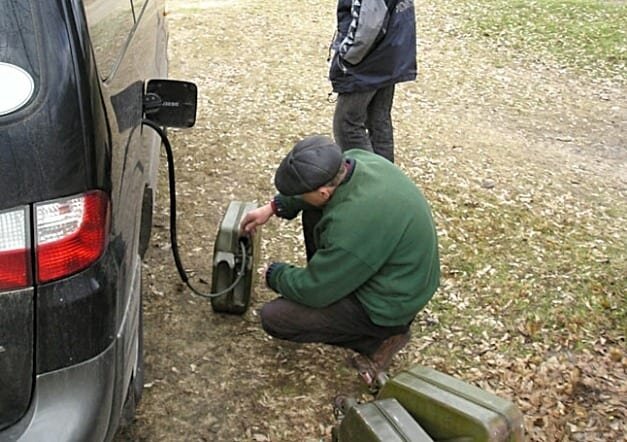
[370,331,411,372]
[349,353,378,387]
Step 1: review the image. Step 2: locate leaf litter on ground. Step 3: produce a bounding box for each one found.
[117,0,626,441]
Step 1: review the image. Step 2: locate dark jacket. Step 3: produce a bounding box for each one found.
[329,0,417,93]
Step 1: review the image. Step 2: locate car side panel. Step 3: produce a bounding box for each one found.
[87,0,168,437]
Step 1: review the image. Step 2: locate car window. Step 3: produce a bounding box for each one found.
[0,0,40,101]
[84,0,134,80]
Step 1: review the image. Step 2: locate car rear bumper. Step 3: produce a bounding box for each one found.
[1,254,142,442]
[0,341,116,442]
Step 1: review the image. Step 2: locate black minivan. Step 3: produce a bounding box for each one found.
[0,0,191,440]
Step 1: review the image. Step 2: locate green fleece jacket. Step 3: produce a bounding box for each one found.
[268,149,440,326]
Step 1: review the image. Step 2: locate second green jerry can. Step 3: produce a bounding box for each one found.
[378,365,525,442]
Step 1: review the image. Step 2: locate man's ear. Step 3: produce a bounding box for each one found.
[319,186,333,201]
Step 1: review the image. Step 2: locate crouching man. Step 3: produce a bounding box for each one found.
[240,135,440,385]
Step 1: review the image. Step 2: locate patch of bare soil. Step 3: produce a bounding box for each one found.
[116,0,626,440]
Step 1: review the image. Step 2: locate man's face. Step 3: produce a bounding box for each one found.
[301,187,333,207]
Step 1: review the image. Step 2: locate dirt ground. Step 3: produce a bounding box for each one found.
[116,0,626,441]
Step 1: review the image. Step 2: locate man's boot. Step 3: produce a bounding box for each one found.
[370,331,411,372]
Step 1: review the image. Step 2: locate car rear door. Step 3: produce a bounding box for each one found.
[0,0,40,429]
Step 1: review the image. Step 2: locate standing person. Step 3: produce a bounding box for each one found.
[241,135,439,386]
[329,0,417,163]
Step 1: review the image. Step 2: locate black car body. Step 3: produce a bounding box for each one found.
[0,0,168,439]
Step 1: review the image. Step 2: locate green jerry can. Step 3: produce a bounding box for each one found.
[378,365,525,442]
[210,201,261,314]
[332,398,434,442]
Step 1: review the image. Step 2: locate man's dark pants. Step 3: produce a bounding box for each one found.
[333,84,396,163]
[260,294,410,357]
[261,208,410,357]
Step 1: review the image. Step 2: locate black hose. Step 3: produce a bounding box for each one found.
[141,119,247,299]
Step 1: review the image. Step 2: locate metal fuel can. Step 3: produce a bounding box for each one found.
[210,201,261,314]
[332,398,433,442]
[378,365,525,441]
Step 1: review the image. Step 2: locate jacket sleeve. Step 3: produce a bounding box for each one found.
[338,0,389,65]
[267,243,375,308]
[273,194,316,220]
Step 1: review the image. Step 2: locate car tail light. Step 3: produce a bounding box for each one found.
[35,190,109,283]
[0,207,31,291]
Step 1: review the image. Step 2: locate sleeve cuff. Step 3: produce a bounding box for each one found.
[265,262,288,292]
[272,195,289,219]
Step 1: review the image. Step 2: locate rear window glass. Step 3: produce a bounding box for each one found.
[0,0,40,90]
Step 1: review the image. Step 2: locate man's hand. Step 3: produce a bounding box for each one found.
[240,203,274,236]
